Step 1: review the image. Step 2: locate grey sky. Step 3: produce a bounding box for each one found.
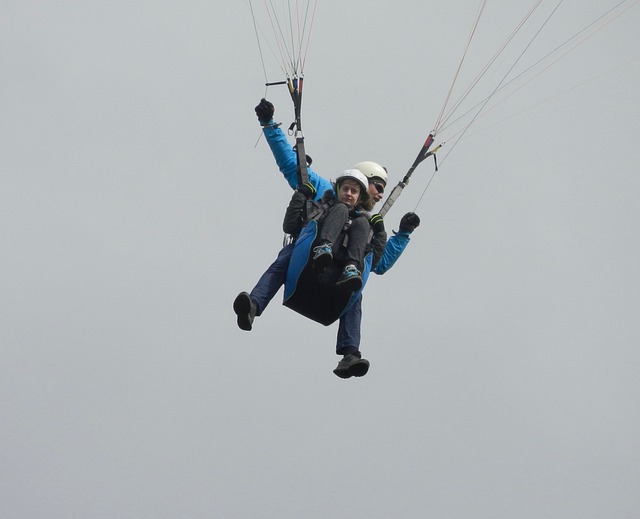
[2,1,639,518]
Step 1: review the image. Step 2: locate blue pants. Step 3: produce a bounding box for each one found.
[250,244,294,317]
[249,244,362,355]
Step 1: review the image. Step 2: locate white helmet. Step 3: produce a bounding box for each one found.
[335,169,371,203]
[353,161,388,184]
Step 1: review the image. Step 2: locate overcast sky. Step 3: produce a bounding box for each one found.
[2,1,640,518]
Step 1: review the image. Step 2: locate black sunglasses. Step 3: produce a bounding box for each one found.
[373,182,385,194]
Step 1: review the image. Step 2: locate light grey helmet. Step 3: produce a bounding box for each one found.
[353,161,388,184]
[335,169,371,204]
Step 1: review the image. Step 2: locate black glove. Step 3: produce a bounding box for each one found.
[369,213,385,235]
[399,212,420,233]
[297,182,316,200]
[255,98,274,125]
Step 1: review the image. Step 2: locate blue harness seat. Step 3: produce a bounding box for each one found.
[283,220,373,325]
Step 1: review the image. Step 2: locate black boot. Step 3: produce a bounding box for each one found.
[312,242,333,272]
[333,353,370,379]
[233,292,257,331]
[335,264,362,291]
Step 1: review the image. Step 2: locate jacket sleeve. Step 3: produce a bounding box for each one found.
[370,229,388,270]
[373,231,411,275]
[283,191,307,236]
[263,124,335,200]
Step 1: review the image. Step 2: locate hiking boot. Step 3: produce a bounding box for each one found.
[312,242,333,271]
[333,353,370,379]
[335,264,362,291]
[233,291,257,331]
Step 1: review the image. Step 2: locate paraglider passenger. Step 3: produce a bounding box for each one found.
[284,169,383,291]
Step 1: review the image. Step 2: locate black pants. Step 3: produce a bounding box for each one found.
[318,203,369,267]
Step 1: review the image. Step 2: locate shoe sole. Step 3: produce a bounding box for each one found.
[333,368,353,379]
[313,252,332,272]
[335,277,363,292]
[333,359,370,379]
[350,359,370,377]
[233,292,253,331]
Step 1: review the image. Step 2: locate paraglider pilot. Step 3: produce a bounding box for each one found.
[233,99,420,378]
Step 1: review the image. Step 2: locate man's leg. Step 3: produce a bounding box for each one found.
[234,243,294,331]
[250,243,294,316]
[336,293,362,355]
[333,294,369,379]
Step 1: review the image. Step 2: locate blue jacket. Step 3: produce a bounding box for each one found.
[262,122,411,275]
